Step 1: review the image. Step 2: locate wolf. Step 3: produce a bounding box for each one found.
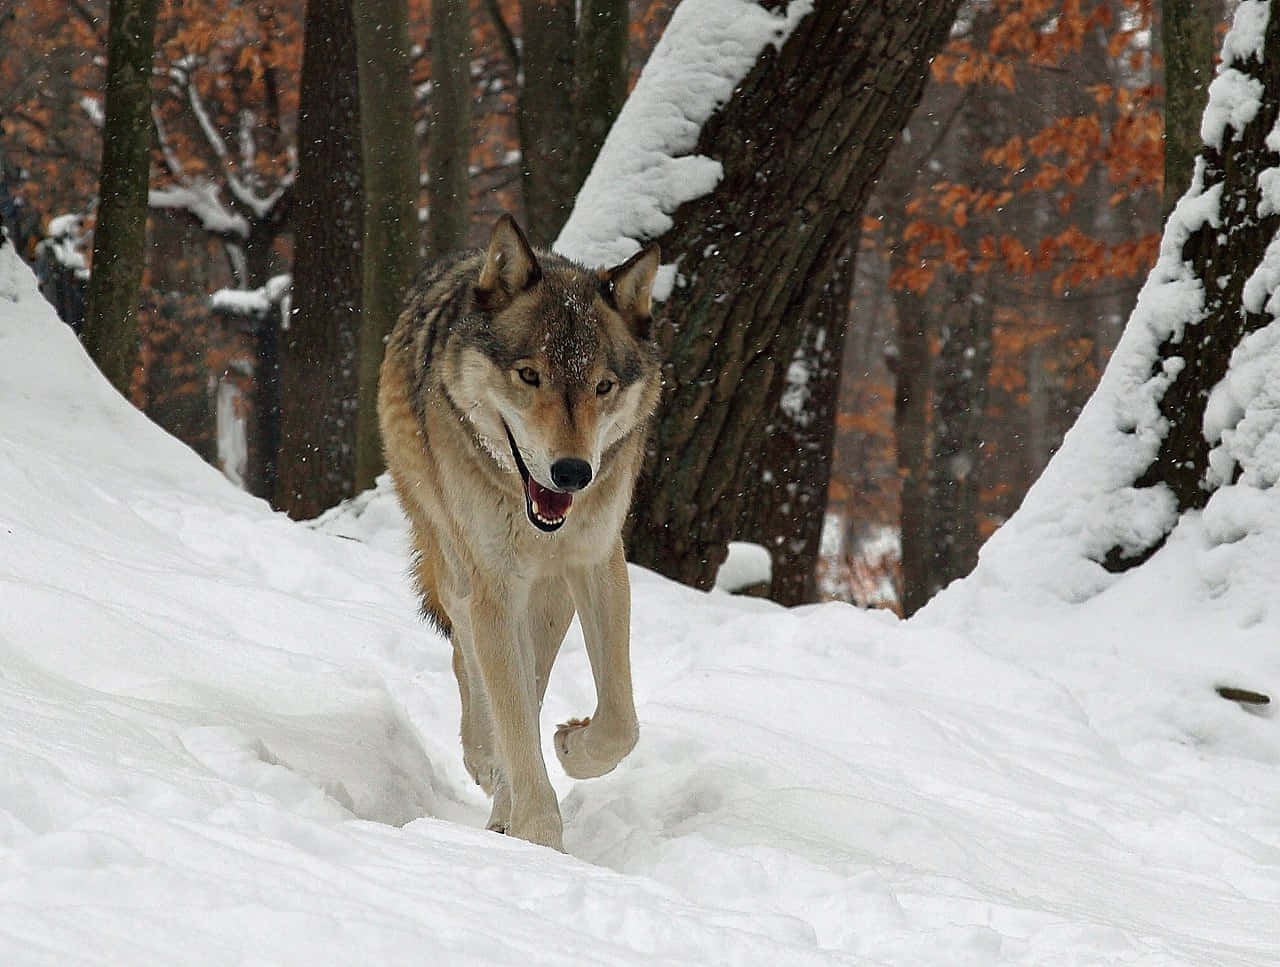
[378,214,661,850]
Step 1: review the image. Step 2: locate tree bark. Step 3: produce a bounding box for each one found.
[83,0,159,396]
[1160,0,1220,218]
[277,0,363,519]
[517,0,577,245]
[889,279,934,616]
[739,240,855,605]
[354,0,420,492]
[926,274,993,594]
[572,0,628,191]
[427,0,472,256]
[626,0,962,591]
[1106,4,1280,570]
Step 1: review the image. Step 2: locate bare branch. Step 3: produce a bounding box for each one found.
[483,0,520,77]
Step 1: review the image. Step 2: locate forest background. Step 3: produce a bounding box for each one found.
[1,0,1201,614]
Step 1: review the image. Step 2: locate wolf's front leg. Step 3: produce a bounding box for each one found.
[469,585,563,850]
[556,541,639,779]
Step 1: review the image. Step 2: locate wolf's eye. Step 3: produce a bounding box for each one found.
[518,367,541,387]
[596,379,614,396]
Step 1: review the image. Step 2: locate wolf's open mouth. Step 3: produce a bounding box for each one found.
[503,423,571,532]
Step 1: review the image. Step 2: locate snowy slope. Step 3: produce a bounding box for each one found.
[4,240,1280,963]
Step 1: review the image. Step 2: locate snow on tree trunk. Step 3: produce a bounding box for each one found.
[1107,0,1280,569]
[557,0,962,592]
[950,0,1280,601]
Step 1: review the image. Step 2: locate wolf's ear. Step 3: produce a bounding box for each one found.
[478,214,541,298]
[604,244,660,339]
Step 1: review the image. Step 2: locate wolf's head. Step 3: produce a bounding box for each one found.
[444,215,661,533]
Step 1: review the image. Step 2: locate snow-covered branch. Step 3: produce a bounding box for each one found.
[554,0,813,295]
[149,183,250,242]
[150,56,295,249]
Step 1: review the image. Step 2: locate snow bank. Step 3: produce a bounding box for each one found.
[554,0,812,297]
[4,226,1280,963]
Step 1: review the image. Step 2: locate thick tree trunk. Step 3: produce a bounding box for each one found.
[626,0,962,590]
[572,0,628,191]
[426,0,472,256]
[517,0,577,245]
[277,0,363,519]
[354,0,419,492]
[83,0,159,396]
[1106,4,1280,570]
[739,240,855,605]
[1160,0,1220,218]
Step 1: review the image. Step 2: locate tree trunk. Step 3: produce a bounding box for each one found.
[354,0,420,492]
[277,0,363,519]
[889,280,934,616]
[926,274,993,595]
[626,0,962,591]
[83,0,159,396]
[427,0,472,256]
[257,311,282,500]
[517,0,577,245]
[572,0,628,191]
[739,240,855,605]
[1160,0,1220,218]
[1106,3,1280,570]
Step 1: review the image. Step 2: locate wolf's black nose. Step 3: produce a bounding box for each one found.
[551,458,593,492]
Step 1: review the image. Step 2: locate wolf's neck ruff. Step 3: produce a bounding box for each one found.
[503,421,572,532]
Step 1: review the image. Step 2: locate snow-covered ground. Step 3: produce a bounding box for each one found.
[4,225,1280,963]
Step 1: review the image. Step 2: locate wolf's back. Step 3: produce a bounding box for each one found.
[389,249,486,381]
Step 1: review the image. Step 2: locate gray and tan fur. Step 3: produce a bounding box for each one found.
[378,214,660,849]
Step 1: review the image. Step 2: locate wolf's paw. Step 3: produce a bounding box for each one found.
[554,715,637,780]
[463,748,499,795]
[506,809,564,852]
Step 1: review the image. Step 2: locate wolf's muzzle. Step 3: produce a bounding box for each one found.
[550,458,592,492]
[503,421,573,533]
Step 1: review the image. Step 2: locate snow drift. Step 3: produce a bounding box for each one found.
[4,215,1280,963]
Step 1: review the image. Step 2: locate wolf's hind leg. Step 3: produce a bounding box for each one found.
[556,543,639,780]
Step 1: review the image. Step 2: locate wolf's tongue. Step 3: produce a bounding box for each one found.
[529,478,573,519]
